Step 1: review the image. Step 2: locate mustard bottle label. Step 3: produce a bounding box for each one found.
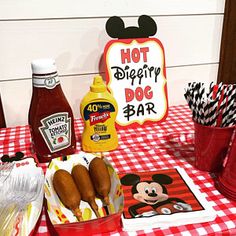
[83,101,115,142]
[39,112,72,152]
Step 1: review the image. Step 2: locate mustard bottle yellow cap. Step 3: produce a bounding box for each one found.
[90,75,106,92]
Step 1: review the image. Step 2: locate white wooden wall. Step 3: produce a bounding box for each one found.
[0,0,225,127]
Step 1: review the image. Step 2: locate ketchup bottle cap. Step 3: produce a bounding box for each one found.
[31,58,57,75]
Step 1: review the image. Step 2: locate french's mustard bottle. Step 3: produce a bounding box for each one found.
[80,75,118,152]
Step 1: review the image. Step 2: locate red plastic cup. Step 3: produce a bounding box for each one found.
[216,133,236,201]
[194,122,235,172]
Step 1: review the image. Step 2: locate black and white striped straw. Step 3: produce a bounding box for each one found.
[184,82,236,127]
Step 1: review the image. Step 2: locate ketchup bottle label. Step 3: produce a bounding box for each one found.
[33,74,60,89]
[39,112,72,153]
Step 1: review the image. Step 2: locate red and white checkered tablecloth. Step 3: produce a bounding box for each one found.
[1,105,236,236]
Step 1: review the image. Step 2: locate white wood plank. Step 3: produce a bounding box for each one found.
[0,0,225,20]
[0,64,218,127]
[0,15,223,81]
[167,64,218,106]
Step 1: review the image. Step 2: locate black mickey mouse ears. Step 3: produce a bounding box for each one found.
[1,152,24,162]
[105,15,157,39]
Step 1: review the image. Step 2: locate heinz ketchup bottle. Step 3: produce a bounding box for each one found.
[0,94,6,128]
[28,58,76,163]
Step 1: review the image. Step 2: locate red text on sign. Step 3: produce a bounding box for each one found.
[125,86,153,102]
[121,47,149,64]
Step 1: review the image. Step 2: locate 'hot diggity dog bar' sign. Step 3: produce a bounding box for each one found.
[104,15,168,127]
